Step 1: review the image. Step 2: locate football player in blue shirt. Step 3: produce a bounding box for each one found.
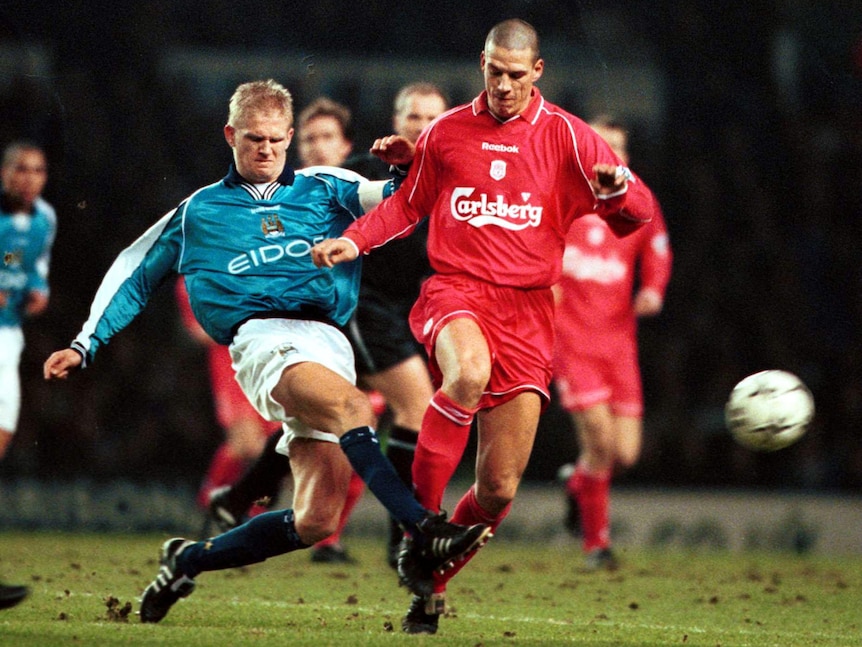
[0,141,55,462]
[0,140,53,611]
[43,79,490,624]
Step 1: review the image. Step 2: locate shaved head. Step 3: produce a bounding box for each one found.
[485,19,540,63]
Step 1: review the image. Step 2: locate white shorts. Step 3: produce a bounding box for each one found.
[0,327,24,432]
[228,318,356,455]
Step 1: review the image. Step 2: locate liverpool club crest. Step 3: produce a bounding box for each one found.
[490,160,506,181]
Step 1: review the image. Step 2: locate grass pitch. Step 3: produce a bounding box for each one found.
[0,531,859,646]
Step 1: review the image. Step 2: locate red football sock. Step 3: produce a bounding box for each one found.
[432,485,509,593]
[412,390,477,512]
[196,443,247,509]
[572,463,611,552]
[316,471,365,548]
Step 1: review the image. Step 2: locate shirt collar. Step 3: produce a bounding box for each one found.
[224,163,295,187]
[473,87,544,124]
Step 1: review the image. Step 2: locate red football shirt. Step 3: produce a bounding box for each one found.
[343,88,659,289]
[555,209,672,350]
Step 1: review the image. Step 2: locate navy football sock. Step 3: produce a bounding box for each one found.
[177,509,308,577]
[340,426,426,532]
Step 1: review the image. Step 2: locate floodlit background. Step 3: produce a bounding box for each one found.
[1,2,861,500]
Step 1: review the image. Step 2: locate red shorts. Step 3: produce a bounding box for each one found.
[207,344,280,432]
[552,332,643,417]
[409,274,554,410]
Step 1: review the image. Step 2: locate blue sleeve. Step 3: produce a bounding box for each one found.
[71,208,183,366]
[27,217,56,294]
[303,166,395,218]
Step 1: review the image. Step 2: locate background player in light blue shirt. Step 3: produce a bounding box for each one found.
[0,141,55,462]
[43,79,490,624]
[0,139,54,609]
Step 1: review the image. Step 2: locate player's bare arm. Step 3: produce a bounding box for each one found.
[43,348,83,381]
[311,238,359,268]
[370,135,415,166]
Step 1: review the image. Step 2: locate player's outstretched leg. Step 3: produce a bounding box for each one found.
[139,538,196,623]
[140,509,310,623]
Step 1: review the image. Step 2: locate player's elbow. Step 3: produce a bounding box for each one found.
[605,214,647,238]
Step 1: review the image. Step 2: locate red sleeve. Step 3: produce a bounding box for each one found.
[571,119,657,236]
[595,169,660,238]
[343,133,434,253]
[343,187,423,254]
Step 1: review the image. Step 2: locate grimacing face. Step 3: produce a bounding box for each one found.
[224,109,293,183]
[481,43,543,120]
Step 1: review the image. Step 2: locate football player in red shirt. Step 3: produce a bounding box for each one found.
[553,116,672,571]
[313,18,661,635]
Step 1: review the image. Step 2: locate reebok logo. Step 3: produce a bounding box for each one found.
[481,142,519,153]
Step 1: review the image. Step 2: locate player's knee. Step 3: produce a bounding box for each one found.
[586,441,615,468]
[345,389,375,425]
[615,449,640,470]
[443,363,489,406]
[226,421,268,459]
[320,388,375,433]
[476,476,518,514]
[293,509,339,545]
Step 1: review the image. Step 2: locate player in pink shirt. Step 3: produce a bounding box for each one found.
[313,19,661,635]
[553,116,672,571]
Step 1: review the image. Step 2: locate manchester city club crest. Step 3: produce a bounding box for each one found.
[3,250,23,268]
[261,214,285,238]
[490,159,507,181]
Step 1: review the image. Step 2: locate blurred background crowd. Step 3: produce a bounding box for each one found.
[1,1,861,492]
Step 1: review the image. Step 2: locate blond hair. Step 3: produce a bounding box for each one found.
[227,80,293,129]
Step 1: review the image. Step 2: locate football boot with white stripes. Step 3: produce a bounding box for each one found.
[139,537,196,623]
[397,512,492,596]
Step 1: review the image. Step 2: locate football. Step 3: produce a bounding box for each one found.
[724,370,814,452]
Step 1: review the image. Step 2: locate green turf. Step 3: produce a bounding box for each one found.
[0,531,859,646]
